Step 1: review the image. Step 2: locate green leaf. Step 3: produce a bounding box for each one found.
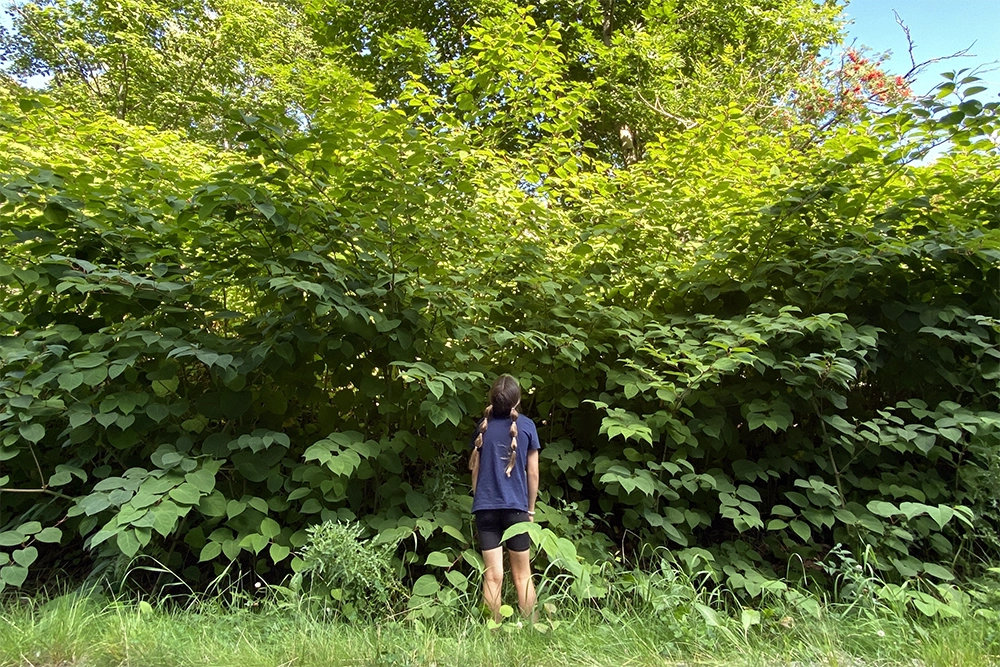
[151,502,181,537]
[117,530,140,558]
[81,367,108,386]
[921,563,954,580]
[12,547,37,567]
[771,504,796,518]
[254,201,276,219]
[445,570,468,590]
[926,505,955,530]
[938,110,965,125]
[260,518,280,539]
[79,493,111,515]
[168,483,202,505]
[425,551,452,567]
[833,509,857,524]
[199,491,228,517]
[185,468,216,493]
[406,491,431,517]
[867,501,898,518]
[58,373,84,391]
[95,412,117,428]
[1,565,29,587]
[146,404,170,422]
[500,522,539,545]
[899,502,927,521]
[822,415,853,434]
[222,539,241,560]
[200,542,222,562]
[269,542,290,563]
[34,527,62,543]
[48,471,72,486]
[300,499,322,514]
[663,522,688,546]
[785,492,809,508]
[248,497,269,514]
[68,410,93,429]
[226,500,247,519]
[440,525,468,544]
[240,533,269,554]
[694,603,722,628]
[741,609,761,632]
[789,520,811,542]
[19,423,45,443]
[412,574,440,597]
[892,558,921,578]
[18,522,41,535]
[73,354,106,369]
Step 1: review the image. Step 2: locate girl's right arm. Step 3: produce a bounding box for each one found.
[526,449,539,521]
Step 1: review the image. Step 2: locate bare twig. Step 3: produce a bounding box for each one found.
[636,92,697,129]
[893,10,977,86]
[0,487,75,501]
[893,10,918,72]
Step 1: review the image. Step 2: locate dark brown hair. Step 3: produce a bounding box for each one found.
[489,374,521,416]
[469,375,522,479]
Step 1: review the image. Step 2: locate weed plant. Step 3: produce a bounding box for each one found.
[288,521,405,621]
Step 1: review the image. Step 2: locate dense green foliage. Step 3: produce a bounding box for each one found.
[307,0,842,160]
[0,0,998,622]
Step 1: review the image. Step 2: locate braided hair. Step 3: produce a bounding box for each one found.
[469,375,522,492]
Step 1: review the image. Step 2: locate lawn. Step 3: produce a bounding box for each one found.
[2,591,998,667]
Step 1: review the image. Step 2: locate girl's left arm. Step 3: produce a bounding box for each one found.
[526,449,539,522]
[470,456,480,495]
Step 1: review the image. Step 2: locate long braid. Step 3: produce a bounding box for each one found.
[504,406,519,477]
[469,405,492,494]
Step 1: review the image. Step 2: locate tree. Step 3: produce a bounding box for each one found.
[0,0,320,140]
[307,0,843,163]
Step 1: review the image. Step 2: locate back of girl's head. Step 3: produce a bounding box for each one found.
[489,374,521,416]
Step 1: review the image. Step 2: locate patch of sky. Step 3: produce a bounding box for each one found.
[838,0,999,97]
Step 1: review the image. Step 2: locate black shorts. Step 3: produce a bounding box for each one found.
[475,509,531,552]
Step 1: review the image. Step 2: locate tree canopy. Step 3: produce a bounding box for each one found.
[1,0,320,140]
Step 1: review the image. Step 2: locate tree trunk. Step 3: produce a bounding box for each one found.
[601,0,614,47]
[602,0,639,165]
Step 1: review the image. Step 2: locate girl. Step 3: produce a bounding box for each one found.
[469,374,540,622]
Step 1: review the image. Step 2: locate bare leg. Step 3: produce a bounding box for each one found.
[481,546,504,622]
[508,548,537,620]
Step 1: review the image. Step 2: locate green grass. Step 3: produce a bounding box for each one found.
[2,591,999,667]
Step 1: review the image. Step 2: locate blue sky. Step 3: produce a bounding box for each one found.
[840,0,1000,97]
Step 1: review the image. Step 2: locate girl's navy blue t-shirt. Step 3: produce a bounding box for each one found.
[471,414,540,513]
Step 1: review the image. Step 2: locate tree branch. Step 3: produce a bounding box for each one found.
[894,10,977,87]
[637,92,697,129]
[0,487,75,501]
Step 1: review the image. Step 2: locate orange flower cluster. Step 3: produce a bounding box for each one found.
[792,47,913,126]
